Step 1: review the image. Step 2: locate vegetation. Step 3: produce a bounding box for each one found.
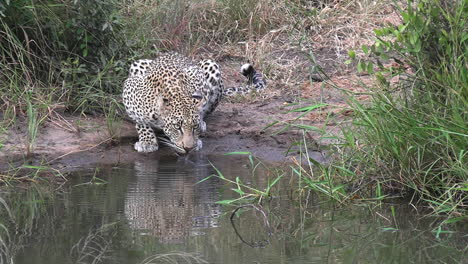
[266,0,466,224]
[337,0,467,218]
[201,152,284,206]
[0,0,292,119]
[0,0,466,220]
[0,0,131,114]
[201,0,467,222]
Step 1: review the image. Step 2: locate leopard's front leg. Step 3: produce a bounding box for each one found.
[134,123,159,152]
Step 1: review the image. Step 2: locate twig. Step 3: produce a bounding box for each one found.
[230,204,272,248]
[47,138,112,164]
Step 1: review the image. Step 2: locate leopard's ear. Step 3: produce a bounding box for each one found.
[192,90,205,111]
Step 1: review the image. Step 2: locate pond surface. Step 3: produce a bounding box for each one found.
[0,154,466,264]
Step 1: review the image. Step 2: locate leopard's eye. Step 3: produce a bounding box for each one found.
[177,121,183,133]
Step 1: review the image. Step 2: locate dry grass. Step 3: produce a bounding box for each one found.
[306,1,402,55]
[124,0,401,94]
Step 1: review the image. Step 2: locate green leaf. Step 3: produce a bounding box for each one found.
[209,161,225,179]
[401,12,409,23]
[380,53,389,60]
[263,120,279,130]
[196,175,214,184]
[332,165,355,176]
[292,124,321,131]
[248,155,254,167]
[357,61,365,73]
[266,174,283,193]
[409,33,418,45]
[461,33,468,43]
[398,24,408,33]
[381,227,399,232]
[332,184,345,192]
[443,216,468,224]
[348,50,356,59]
[232,188,245,196]
[376,181,382,197]
[215,199,237,205]
[361,45,369,54]
[414,39,421,52]
[374,29,383,36]
[367,61,374,74]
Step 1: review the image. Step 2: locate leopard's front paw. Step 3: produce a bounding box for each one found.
[134,141,159,153]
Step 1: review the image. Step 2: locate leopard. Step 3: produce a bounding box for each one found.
[122,52,223,154]
[123,52,266,154]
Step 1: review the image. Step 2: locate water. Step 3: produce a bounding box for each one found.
[0,154,465,264]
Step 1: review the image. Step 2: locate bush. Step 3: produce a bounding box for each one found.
[0,0,130,114]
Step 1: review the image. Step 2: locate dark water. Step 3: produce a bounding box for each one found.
[0,154,466,264]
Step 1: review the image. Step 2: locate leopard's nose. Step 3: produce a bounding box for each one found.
[183,146,194,153]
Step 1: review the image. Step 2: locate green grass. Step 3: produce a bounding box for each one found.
[200,152,284,206]
[0,162,65,185]
[285,0,467,221]
[339,0,466,217]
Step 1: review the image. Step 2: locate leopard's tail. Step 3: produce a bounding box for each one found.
[224,63,266,96]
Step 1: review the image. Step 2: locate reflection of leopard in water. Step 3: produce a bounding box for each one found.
[124,158,221,244]
[123,52,266,154]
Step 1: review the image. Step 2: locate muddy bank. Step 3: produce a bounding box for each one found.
[0,95,328,172]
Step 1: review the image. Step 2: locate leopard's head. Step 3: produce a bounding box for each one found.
[157,90,204,154]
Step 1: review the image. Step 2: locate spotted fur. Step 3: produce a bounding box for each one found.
[122,52,223,154]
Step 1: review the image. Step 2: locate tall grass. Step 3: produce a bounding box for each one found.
[252,0,466,221]
[331,0,467,217]
[122,0,295,54]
